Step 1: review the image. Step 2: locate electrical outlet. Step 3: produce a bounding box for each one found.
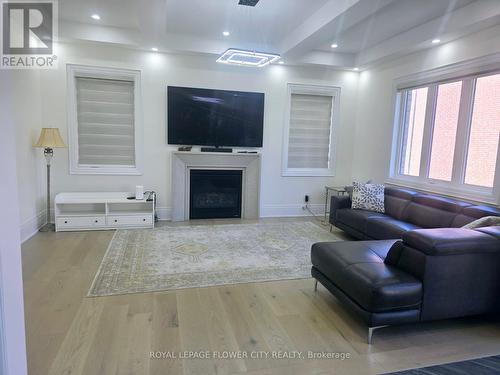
[304,193,311,203]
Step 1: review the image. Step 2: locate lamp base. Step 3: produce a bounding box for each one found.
[39,223,55,232]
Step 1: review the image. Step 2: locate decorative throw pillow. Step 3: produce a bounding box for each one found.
[462,216,500,229]
[344,180,371,199]
[351,181,385,213]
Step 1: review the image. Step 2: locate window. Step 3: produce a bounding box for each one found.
[464,74,500,187]
[67,65,143,175]
[282,84,339,176]
[428,81,462,181]
[399,87,427,176]
[391,69,500,203]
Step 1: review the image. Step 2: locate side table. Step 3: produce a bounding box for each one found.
[323,186,348,225]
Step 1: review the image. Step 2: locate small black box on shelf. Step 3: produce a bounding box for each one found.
[201,147,233,153]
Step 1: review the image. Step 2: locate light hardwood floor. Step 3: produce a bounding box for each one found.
[22,219,500,375]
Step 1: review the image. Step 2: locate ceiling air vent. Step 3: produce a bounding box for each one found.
[238,0,260,6]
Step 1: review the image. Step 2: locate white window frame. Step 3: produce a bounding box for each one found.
[282,83,340,177]
[388,55,500,205]
[67,64,143,175]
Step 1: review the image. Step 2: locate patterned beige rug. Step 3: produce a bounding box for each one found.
[88,221,340,296]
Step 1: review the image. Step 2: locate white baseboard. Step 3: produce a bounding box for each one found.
[156,207,172,221]
[158,204,325,220]
[20,210,47,243]
[260,203,325,218]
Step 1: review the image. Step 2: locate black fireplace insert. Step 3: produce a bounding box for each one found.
[189,169,243,219]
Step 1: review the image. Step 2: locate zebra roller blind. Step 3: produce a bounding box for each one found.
[287,93,333,169]
[75,77,135,166]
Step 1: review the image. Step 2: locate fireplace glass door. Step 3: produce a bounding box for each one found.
[189,169,243,219]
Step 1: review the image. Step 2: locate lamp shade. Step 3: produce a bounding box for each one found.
[34,128,66,148]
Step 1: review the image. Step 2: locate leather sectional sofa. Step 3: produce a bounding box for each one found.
[311,187,500,343]
[329,186,500,240]
[311,226,500,343]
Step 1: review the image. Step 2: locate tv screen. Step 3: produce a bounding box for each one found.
[167,86,264,147]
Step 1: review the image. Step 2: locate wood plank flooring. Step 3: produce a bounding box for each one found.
[22,219,500,375]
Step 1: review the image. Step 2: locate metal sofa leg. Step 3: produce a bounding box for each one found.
[367,326,388,345]
[314,279,318,292]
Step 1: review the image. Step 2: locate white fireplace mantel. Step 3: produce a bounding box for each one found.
[171,151,261,221]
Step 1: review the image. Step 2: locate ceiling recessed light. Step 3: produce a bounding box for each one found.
[217,49,280,67]
[353,67,359,71]
[151,47,158,52]
[91,14,100,20]
[331,43,338,49]
[222,31,230,36]
[432,39,441,44]
[278,61,284,65]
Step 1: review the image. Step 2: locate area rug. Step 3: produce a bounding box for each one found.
[88,221,340,296]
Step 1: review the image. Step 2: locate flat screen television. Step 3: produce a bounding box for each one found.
[167,86,264,147]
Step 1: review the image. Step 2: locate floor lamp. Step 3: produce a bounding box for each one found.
[34,128,66,232]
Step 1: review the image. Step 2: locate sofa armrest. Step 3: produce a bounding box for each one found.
[331,195,351,210]
[403,228,500,256]
[329,195,351,224]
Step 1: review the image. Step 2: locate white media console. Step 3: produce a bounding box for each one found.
[54,192,155,232]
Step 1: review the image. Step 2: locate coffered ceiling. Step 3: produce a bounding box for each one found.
[58,0,500,69]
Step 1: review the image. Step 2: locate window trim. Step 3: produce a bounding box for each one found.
[281,83,340,177]
[388,54,500,205]
[67,64,143,175]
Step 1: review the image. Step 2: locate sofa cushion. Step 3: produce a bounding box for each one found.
[384,187,418,220]
[365,217,421,240]
[311,241,422,313]
[403,195,470,228]
[336,209,387,231]
[463,205,500,218]
[452,205,500,227]
[403,228,500,255]
[385,187,419,199]
[384,196,411,221]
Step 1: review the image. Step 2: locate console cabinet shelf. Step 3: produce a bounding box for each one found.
[55,192,154,232]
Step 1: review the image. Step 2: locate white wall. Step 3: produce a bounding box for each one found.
[16,41,360,236]
[352,24,500,186]
[12,69,46,240]
[0,70,28,375]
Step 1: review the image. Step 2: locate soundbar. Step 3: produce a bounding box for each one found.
[200,147,233,153]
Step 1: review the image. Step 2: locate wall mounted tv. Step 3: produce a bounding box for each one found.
[167,86,264,147]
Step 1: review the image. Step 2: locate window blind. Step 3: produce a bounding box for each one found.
[75,77,135,166]
[287,93,333,169]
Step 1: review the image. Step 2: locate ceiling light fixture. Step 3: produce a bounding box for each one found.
[91,14,100,20]
[331,43,338,48]
[222,31,230,36]
[353,67,359,71]
[217,48,280,67]
[432,39,441,44]
[151,47,158,52]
